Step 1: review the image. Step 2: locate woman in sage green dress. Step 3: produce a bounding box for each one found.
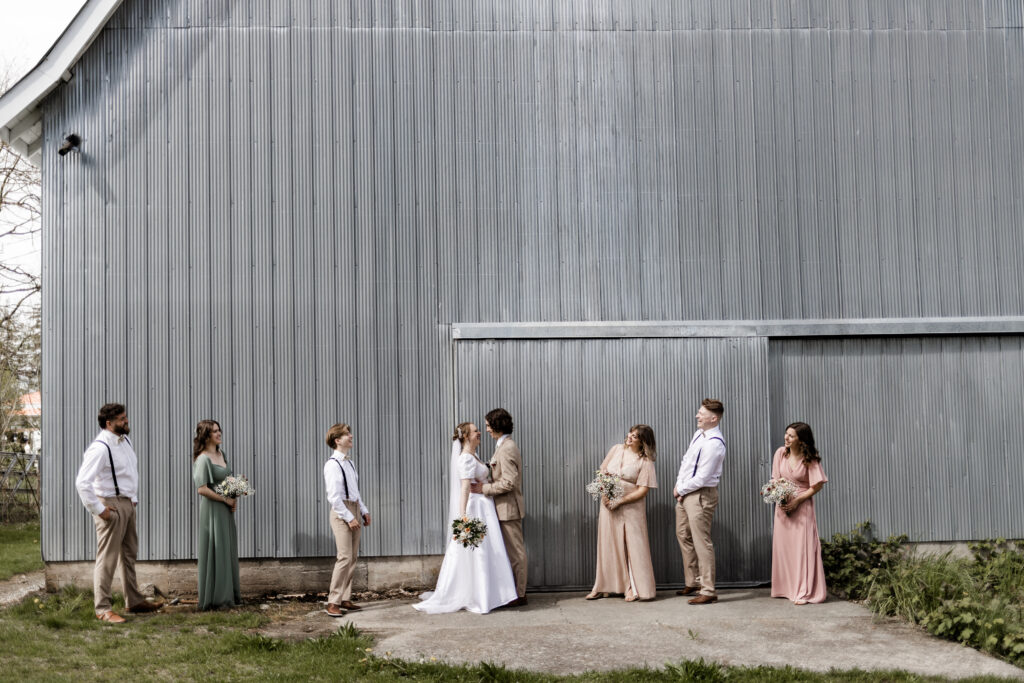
[192,419,241,609]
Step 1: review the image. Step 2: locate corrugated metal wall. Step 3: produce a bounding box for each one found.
[771,335,1024,542]
[38,0,1024,579]
[455,337,771,588]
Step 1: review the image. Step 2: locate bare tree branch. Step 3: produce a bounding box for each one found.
[0,71,42,307]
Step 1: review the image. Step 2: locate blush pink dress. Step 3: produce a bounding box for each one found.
[770,447,828,603]
[589,444,658,600]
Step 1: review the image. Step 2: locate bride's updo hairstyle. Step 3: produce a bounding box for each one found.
[453,421,474,445]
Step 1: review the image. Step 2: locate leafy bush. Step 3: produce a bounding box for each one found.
[820,520,906,600]
[823,523,1024,667]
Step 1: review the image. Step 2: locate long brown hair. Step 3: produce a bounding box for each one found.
[785,421,821,464]
[628,424,657,461]
[192,419,222,461]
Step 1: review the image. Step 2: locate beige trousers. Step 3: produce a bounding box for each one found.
[499,518,527,598]
[328,501,362,604]
[675,487,719,597]
[92,496,146,614]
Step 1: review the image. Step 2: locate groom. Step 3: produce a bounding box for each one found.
[471,408,527,607]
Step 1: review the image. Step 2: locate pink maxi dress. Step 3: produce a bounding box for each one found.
[589,444,658,600]
[770,447,828,603]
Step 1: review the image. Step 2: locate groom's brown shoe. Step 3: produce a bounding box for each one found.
[688,594,718,605]
[338,600,362,611]
[675,586,699,596]
[325,603,346,617]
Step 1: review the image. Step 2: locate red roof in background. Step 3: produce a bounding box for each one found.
[16,391,40,417]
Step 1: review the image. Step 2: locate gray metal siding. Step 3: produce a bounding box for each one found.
[771,336,1024,542]
[455,338,771,588]
[38,0,1024,571]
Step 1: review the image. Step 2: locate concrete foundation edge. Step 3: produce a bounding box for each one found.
[44,555,443,597]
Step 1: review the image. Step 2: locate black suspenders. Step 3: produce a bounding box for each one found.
[332,458,350,498]
[92,439,127,497]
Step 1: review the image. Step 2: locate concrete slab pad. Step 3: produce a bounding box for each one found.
[282,588,1024,679]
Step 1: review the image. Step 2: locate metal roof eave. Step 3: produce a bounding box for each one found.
[0,0,125,167]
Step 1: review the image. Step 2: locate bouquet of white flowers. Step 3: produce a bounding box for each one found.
[585,470,624,502]
[215,475,255,498]
[759,477,796,508]
[451,516,487,549]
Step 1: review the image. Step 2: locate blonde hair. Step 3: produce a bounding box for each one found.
[452,421,474,446]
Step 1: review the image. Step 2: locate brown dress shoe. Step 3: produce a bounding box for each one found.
[688,594,718,605]
[128,600,162,613]
[325,603,346,617]
[338,600,362,611]
[675,586,699,596]
[96,611,126,623]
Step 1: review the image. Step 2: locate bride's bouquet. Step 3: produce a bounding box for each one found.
[759,477,795,510]
[215,475,255,498]
[585,470,624,502]
[451,516,487,549]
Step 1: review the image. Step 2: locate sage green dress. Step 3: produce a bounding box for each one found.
[193,454,241,609]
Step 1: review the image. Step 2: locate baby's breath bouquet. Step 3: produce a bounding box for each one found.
[585,470,624,501]
[760,477,796,508]
[451,516,487,549]
[215,475,255,498]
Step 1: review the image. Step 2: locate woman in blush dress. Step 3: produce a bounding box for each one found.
[585,424,658,602]
[770,421,828,604]
[413,422,518,614]
[192,419,241,610]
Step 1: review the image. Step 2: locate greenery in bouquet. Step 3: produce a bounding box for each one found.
[585,470,624,501]
[759,477,796,507]
[451,516,486,549]
[215,474,255,499]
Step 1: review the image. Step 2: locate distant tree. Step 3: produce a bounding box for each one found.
[0,305,40,450]
[0,72,42,325]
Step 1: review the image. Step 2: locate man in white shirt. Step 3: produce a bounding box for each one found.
[673,398,726,605]
[323,422,371,616]
[75,402,160,623]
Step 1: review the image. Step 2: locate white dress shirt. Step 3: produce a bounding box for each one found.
[324,450,369,523]
[75,429,139,515]
[674,426,727,497]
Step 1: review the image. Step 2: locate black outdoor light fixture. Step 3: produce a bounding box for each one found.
[57,133,81,156]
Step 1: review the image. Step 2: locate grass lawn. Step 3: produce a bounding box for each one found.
[0,586,1015,683]
[0,522,43,581]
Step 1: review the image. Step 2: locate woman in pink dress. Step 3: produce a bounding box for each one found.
[585,425,658,602]
[770,421,828,604]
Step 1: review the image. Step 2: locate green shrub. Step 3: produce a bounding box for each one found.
[820,520,907,600]
[824,522,1024,667]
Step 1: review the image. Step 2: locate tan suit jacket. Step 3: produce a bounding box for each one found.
[482,437,524,521]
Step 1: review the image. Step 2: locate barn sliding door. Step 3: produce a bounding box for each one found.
[454,336,771,590]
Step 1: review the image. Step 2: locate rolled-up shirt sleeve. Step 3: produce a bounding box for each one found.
[76,443,107,515]
[677,439,726,497]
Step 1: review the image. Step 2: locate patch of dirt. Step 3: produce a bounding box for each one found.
[0,570,44,607]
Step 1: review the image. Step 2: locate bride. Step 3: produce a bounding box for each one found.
[413,422,518,614]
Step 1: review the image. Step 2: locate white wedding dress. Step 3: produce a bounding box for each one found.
[413,449,517,614]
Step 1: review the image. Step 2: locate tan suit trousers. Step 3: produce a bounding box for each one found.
[499,518,527,598]
[92,496,146,614]
[328,501,362,604]
[675,486,719,597]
